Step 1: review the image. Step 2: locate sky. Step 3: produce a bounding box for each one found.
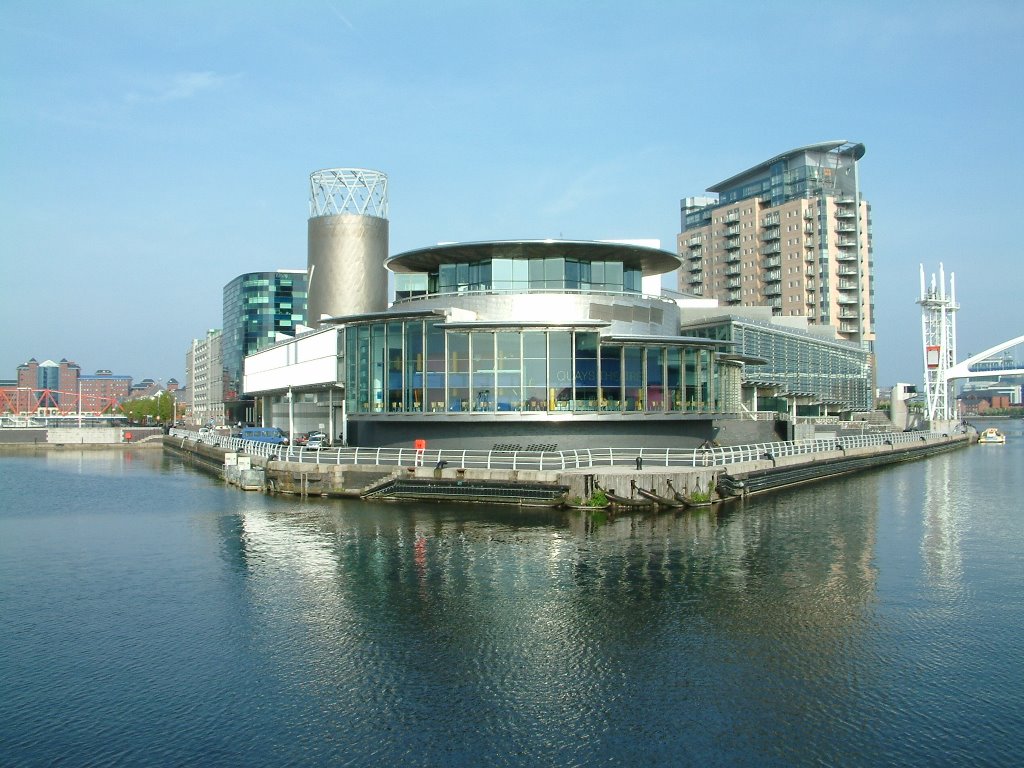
[2,0,1022,388]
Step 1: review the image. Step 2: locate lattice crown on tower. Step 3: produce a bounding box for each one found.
[309,168,388,219]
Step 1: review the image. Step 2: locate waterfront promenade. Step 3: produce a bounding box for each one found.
[165,427,971,505]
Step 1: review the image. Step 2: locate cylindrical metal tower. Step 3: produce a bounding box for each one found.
[307,168,389,326]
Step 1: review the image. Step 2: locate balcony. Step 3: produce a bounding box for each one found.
[686,235,703,247]
[724,211,739,223]
[760,212,780,227]
[763,269,781,282]
[760,242,781,255]
[837,265,858,276]
[835,222,856,232]
[689,261,703,273]
[724,251,741,264]
[726,278,741,288]
[725,264,741,277]
[724,237,740,250]
[724,224,740,236]
[763,255,782,268]
[688,275,703,287]
[764,284,782,297]
[689,247,704,260]
[760,227,780,242]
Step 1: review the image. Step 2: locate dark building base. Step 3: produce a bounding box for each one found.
[346,415,787,451]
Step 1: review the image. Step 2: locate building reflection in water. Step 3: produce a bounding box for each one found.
[922,453,964,593]
[224,484,880,748]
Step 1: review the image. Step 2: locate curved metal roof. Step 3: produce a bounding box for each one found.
[708,141,866,193]
[386,239,682,276]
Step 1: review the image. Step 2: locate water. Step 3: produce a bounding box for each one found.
[1,423,1022,767]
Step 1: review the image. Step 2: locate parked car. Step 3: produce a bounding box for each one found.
[306,434,329,450]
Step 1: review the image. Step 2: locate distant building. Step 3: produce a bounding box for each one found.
[221,270,309,425]
[185,330,224,427]
[677,142,874,358]
[78,371,132,409]
[15,358,81,408]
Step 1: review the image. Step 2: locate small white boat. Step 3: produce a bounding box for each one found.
[977,427,1006,444]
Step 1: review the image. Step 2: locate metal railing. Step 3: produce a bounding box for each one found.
[169,429,944,472]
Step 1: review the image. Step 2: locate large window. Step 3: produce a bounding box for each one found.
[600,345,621,410]
[387,322,403,411]
[405,321,424,411]
[549,331,573,409]
[496,332,521,411]
[646,348,664,411]
[448,332,469,411]
[410,258,644,297]
[426,323,445,411]
[522,331,547,410]
[623,347,643,411]
[345,321,721,416]
[574,332,598,410]
[470,332,495,411]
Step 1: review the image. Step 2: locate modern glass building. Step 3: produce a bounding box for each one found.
[244,238,877,449]
[315,240,747,449]
[222,270,307,425]
[682,314,873,414]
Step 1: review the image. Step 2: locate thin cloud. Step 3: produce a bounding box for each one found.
[325,1,355,29]
[125,71,238,104]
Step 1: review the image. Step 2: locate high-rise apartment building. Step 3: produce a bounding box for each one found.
[221,270,308,425]
[677,142,874,353]
[185,329,224,427]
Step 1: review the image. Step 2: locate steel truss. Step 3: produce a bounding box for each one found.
[918,264,958,423]
[309,168,388,219]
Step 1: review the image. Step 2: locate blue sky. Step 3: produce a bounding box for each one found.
[2,0,1022,388]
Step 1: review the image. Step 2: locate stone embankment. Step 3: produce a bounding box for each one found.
[161,430,971,508]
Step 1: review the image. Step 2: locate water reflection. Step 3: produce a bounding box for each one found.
[6,443,1022,766]
[922,452,965,592]
[223,484,883,762]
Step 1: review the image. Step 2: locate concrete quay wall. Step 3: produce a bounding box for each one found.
[163,431,970,505]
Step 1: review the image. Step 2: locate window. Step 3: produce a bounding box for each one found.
[448,332,469,411]
[470,331,495,411]
[522,331,547,410]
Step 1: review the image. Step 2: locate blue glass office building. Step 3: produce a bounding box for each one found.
[222,270,307,424]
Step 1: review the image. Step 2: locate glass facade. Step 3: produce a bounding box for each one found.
[223,271,308,419]
[683,146,859,229]
[687,318,871,411]
[394,257,642,301]
[346,321,719,415]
